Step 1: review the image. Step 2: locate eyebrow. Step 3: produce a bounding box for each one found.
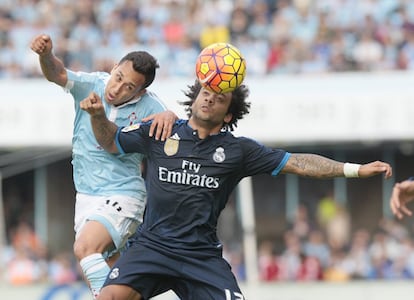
[117,70,137,89]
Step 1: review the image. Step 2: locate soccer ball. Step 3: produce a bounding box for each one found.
[195,43,246,94]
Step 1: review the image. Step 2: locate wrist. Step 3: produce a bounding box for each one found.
[344,163,361,178]
[39,51,54,59]
[91,112,106,119]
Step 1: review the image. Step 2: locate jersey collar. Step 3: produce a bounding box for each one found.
[114,95,142,108]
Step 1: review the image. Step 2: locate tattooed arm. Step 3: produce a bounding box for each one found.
[80,92,119,153]
[281,153,392,179]
[30,34,68,87]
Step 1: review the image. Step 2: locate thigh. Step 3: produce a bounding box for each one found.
[103,244,176,299]
[75,193,144,253]
[174,279,245,300]
[74,193,100,234]
[98,284,141,300]
[176,255,245,300]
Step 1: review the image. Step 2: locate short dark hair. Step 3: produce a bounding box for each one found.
[180,80,251,131]
[119,51,159,89]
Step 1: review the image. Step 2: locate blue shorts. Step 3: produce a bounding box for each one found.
[103,242,245,300]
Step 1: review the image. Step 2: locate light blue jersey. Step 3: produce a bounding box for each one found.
[65,69,167,199]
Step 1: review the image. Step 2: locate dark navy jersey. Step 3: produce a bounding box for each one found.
[116,120,290,257]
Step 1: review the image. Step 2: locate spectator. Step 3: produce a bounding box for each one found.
[48,252,78,285]
[351,30,384,71]
[258,240,279,281]
[10,220,47,260]
[344,229,372,279]
[303,229,330,268]
[5,247,44,285]
[288,204,313,242]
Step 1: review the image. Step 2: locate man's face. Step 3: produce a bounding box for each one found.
[191,87,233,127]
[104,61,146,106]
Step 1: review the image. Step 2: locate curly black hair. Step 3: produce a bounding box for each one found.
[180,80,251,131]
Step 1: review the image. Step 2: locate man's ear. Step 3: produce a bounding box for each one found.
[135,88,147,98]
[224,113,233,124]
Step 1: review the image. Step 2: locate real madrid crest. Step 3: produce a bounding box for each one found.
[164,137,179,156]
[213,147,225,163]
[109,267,119,279]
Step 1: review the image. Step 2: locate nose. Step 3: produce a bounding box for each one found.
[204,94,215,104]
[113,82,122,95]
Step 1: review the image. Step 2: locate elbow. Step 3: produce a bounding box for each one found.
[103,142,119,154]
[47,72,67,87]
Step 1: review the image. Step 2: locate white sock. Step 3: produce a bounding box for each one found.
[80,253,111,299]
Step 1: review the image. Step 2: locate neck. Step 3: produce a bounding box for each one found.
[188,118,223,139]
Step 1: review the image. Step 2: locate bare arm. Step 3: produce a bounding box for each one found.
[282,153,392,179]
[30,34,67,87]
[80,92,119,153]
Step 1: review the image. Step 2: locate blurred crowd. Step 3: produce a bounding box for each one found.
[2,219,79,285]
[4,201,414,286]
[225,197,414,283]
[1,0,414,79]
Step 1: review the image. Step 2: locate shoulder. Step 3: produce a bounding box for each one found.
[228,135,258,147]
[65,70,108,93]
[66,70,109,82]
[231,135,273,155]
[138,90,168,111]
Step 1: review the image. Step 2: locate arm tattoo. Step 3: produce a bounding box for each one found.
[41,58,58,73]
[287,153,344,178]
[91,115,118,152]
[40,55,64,78]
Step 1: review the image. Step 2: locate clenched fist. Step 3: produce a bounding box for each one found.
[30,34,53,56]
[80,92,105,117]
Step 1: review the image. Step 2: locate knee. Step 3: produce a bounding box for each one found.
[73,239,90,260]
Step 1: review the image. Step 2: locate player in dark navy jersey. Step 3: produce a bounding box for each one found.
[81,80,392,300]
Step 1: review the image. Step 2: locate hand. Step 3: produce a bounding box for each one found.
[30,34,53,56]
[358,161,392,179]
[390,180,414,219]
[80,92,105,116]
[142,110,178,141]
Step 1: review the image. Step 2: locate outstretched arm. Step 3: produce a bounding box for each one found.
[30,34,67,87]
[281,153,392,179]
[80,92,119,153]
[390,179,414,219]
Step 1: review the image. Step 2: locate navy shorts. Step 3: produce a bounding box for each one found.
[103,242,245,300]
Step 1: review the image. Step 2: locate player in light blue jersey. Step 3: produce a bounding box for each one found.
[30,34,176,299]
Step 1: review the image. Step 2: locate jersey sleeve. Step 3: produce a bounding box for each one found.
[65,70,105,103]
[115,123,151,155]
[239,137,290,176]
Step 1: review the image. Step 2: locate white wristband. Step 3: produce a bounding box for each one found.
[343,163,361,178]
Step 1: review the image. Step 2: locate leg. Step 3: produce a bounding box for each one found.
[74,220,114,298]
[173,255,244,300]
[73,194,143,299]
[107,251,120,268]
[98,284,142,300]
[74,220,114,259]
